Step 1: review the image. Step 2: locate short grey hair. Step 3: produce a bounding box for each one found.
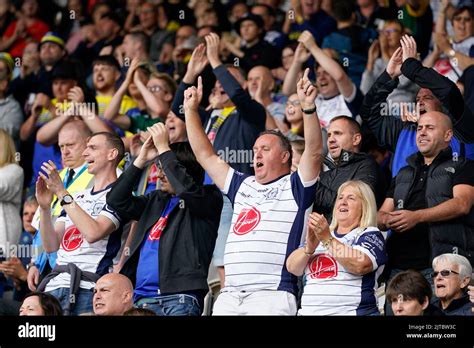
[432,253,472,281]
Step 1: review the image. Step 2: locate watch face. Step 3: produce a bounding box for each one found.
[63,195,73,204]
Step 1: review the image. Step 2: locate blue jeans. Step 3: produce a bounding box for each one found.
[48,287,94,316]
[135,294,201,316]
[384,267,433,316]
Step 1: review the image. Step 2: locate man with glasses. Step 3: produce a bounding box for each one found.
[378,110,474,314]
[432,253,473,315]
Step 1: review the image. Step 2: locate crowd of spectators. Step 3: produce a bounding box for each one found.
[0,0,473,316]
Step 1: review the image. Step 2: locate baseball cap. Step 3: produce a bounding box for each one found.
[234,13,265,33]
[40,32,65,50]
[52,60,80,81]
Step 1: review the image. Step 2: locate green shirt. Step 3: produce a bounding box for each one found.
[129,114,163,133]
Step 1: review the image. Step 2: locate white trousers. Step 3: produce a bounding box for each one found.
[212,290,297,316]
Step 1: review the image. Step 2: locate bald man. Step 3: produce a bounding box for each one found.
[93,273,134,316]
[28,120,94,292]
[247,65,287,131]
[378,111,474,314]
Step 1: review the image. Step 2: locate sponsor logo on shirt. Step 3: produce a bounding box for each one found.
[308,254,338,279]
[61,226,83,252]
[233,207,261,235]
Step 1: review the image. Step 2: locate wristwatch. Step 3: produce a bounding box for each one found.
[448,49,456,58]
[60,194,74,206]
[301,106,317,114]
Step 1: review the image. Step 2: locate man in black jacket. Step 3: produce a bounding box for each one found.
[106,123,223,316]
[360,35,474,177]
[378,111,474,315]
[313,115,385,222]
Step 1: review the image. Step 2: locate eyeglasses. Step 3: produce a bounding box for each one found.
[431,269,460,278]
[453,16,472,22]
[147,85,166,93]
[383,28,400,34]
[286,100,301,106]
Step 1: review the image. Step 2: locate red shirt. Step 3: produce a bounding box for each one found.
[3,19,49,58]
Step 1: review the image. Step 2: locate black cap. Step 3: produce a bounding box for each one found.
[52,60,80,81]
[234,13,265,34]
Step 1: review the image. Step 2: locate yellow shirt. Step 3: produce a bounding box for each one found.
[96,94,137,118]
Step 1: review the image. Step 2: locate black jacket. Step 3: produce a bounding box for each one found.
[313,150,384,222]
[172,65,266,175]
[107,151,223,293]
[432,294,473,316]
[360,61,474,176]
[393,147,474,264]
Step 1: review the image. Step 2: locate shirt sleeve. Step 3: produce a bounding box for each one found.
[290,169,318,209]
[99,204,122,230]
[344,85,363,117]
[352,230,387,271]
[453,160,474,186]
[221,168,250,205]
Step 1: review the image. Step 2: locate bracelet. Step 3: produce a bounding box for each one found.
[321,237,334,249]
[303,247,314,256]
[301,106,316,114]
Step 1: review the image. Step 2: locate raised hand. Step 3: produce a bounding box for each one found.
[35,176,53,209]
[205,33,222,68]
[124,57,140,84]
[39,160,65,196]
[67,86,85,104]
[386,47,403,79]
[184,76,203,112]
[136,134,159,163]
[185,43,209,82]
[308,212,331,244]
[147,122,170,154]
[298,30,317,51]
[296,68,317,110]
[293,43,311,64]
[400,35,418,62]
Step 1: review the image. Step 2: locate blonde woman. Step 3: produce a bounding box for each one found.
[0,129,23,250]
[287,180,387,315]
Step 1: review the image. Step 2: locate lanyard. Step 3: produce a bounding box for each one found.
[63,165,88,189]
[51,165,88,210]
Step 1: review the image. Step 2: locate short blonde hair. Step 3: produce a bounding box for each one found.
[329,180,377,231]
[0,129,16,168]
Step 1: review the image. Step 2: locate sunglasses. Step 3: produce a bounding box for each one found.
[431,269,459,278]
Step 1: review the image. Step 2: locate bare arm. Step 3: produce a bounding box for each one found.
[417,184,473,223]
[184,77,230,190]
[20,112,41,141]
[286,248,313,276]
[104,58,139,121]
[39,162,118,244]
[299,31,355,98]
[326,239,374,275]
[296,68,324,182]
[377,197,395,231]
[282,43,309,96]
[36,114,69,145]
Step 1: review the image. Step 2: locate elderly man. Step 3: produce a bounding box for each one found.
[184,67,323,315]
[93,273,134,316]
[432,254,473,315]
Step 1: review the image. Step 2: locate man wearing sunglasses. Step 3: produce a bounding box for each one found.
[432,253,473,316]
